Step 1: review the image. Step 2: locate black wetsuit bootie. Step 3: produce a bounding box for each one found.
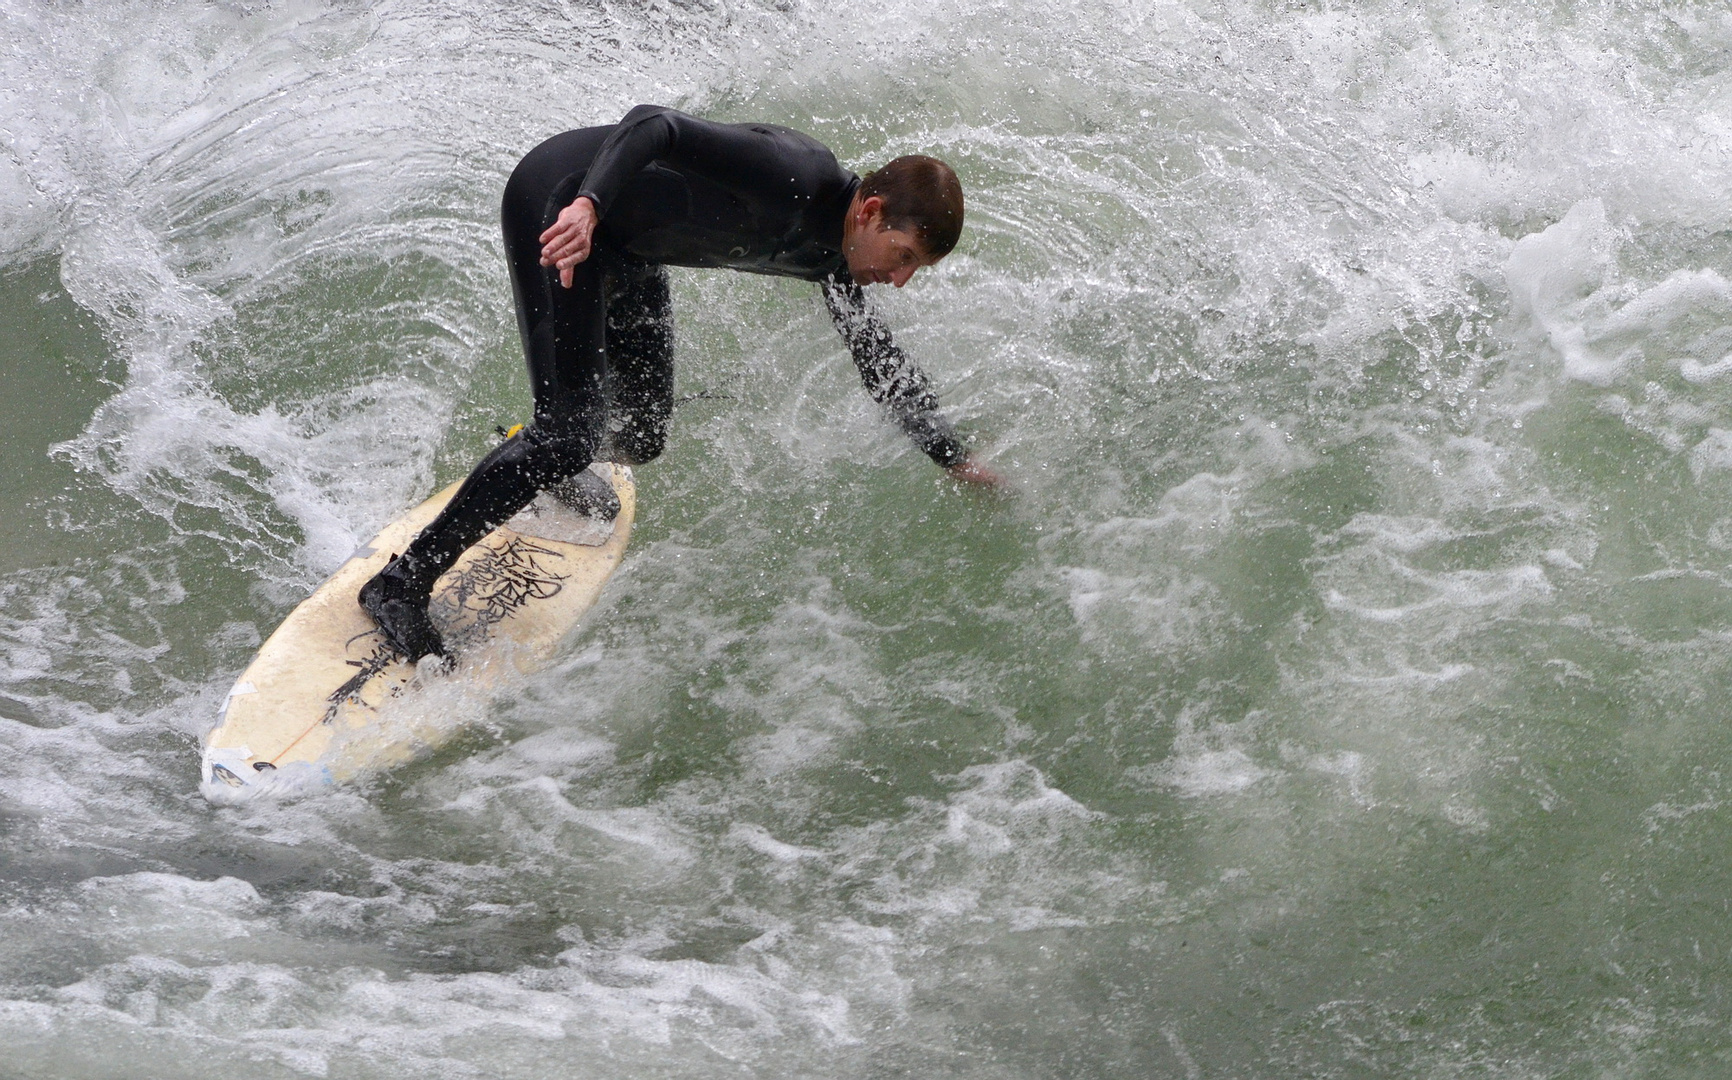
[358,553,448,663]
[550,469,620,521]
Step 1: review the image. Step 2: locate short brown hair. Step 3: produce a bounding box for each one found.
[859,155,964,259]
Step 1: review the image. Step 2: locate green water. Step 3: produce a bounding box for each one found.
[6,1,1732,1077]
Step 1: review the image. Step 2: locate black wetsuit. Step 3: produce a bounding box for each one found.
[385,105,967,601]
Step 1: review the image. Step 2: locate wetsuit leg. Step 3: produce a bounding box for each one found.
[371,128,617,606]
[604,261,674,465]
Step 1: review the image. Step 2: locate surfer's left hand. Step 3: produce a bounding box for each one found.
[947,455,1009,491]
[539,196,598,288]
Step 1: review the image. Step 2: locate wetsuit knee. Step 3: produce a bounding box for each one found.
[608,418,666,465]
[513,422,596,487]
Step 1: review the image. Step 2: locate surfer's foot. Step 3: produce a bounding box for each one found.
[358,556,448,663]
[549,468,620,521]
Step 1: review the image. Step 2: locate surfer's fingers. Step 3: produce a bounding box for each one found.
[554,236,591,264]
[539,197,594,242]
[554,245,591,290]
[947,456,1011,491]
[539,226,579,265]
[537,219,574,254]
[557,240,595,286]
[542,226,596,268]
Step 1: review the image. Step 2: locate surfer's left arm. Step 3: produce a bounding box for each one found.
[820,274,1004,488]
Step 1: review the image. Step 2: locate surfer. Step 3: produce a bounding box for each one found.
[360,104,1002,661]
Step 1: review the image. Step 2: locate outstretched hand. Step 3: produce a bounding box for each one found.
[539,196,598,288]
[946,455,1010,491]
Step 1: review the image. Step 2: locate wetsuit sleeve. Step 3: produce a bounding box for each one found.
[576,104,806,220]
[822,275,970,468]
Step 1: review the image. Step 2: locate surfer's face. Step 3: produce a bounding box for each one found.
[844,195,941,288]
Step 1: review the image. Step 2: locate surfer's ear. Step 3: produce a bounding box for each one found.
[856,195,886,230]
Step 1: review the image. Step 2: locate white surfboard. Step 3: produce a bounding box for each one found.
[200,463,634,804]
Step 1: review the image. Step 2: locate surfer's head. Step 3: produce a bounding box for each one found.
[844,156,964,287]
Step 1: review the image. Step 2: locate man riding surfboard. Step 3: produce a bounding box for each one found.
[361,104,1001,661]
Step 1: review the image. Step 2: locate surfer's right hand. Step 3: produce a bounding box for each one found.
[539,196,598,288]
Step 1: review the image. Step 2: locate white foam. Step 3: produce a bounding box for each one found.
[1504,200,1624,385]
[1130,706,1274,799]
[1324,563,1554,624]
[1690,428,1732,479]
[730,823,828,863]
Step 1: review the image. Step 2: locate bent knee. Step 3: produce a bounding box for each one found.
[517,423,598,482]
[604,408,668,466]
[609,431,665,466]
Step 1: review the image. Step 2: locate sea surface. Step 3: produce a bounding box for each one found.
[5,1,1732,1076]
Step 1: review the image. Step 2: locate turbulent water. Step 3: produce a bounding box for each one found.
[5,1,1732,1076]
